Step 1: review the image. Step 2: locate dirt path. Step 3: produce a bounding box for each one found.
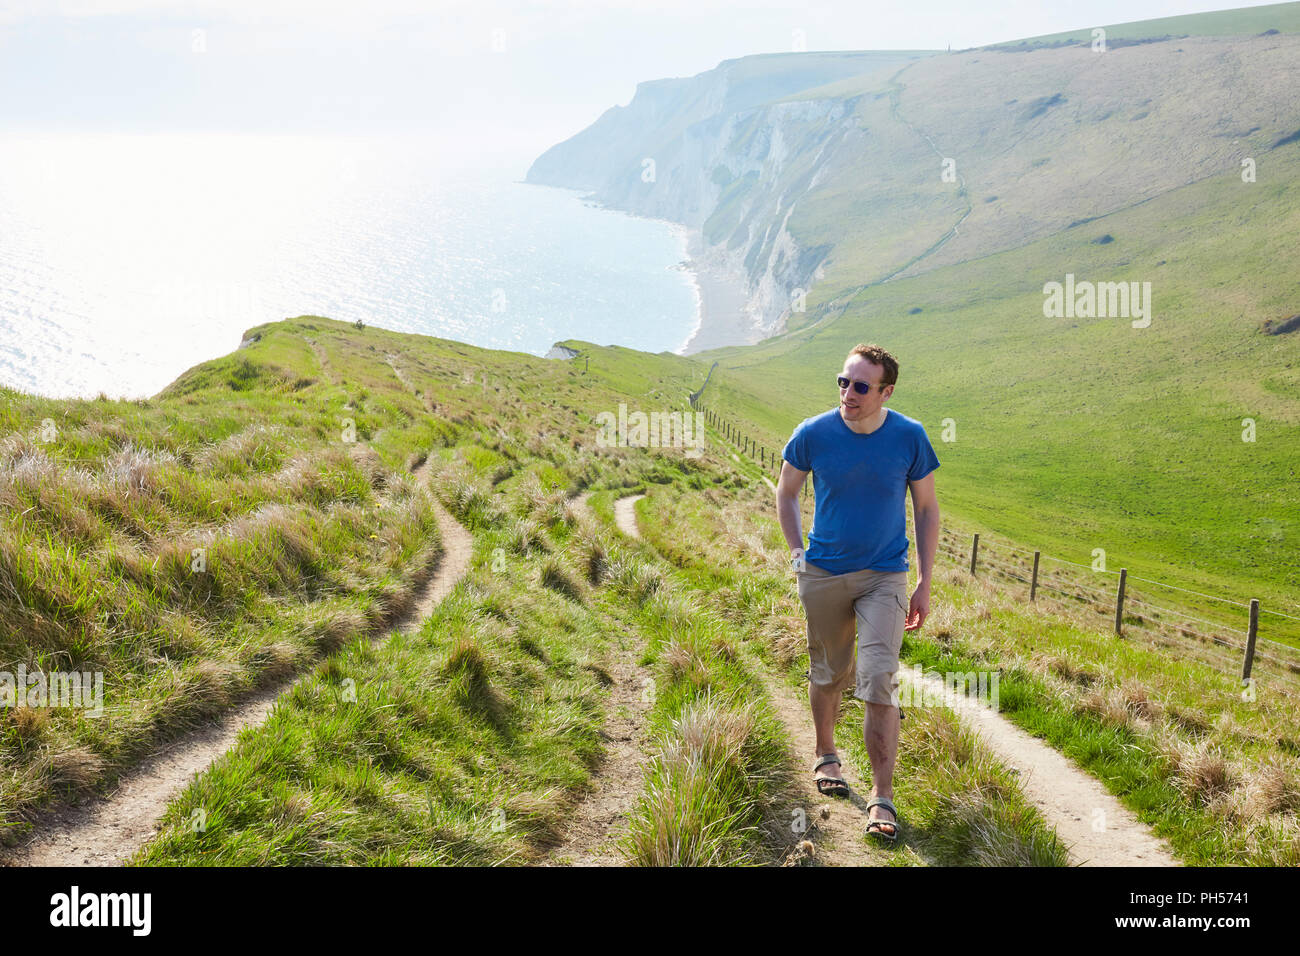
[762,675,897,866]
[393,458,474,635]
[3,459,472,868]
[545,491,651,866]
[613,493,645,539]
[544,629,649,865]
[898,669,1180,866]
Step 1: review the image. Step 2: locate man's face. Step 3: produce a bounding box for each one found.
[838,356,893,423]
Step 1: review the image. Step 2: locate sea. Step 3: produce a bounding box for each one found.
[0,132,701,399]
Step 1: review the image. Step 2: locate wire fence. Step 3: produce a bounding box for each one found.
[937,526,1300,698]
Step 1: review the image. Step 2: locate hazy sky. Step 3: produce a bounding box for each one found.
[0,0,1281,161]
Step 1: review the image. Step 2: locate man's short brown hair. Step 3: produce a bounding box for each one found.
[846,343,899,387]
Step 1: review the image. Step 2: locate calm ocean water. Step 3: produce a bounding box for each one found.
[0,132,700,399]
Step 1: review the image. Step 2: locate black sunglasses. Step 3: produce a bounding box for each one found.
[837,375,887,394]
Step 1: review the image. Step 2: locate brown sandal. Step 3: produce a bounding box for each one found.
[813,753,849,797]
[865,796,899,842]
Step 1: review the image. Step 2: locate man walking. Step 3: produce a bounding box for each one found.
[776,343,940,842]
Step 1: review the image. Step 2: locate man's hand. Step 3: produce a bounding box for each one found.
[790,547,806,574]
[905,581,930,631]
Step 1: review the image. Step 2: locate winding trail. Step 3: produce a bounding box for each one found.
[545,491,651,866]
[2,456,472,868]
[613,494,645,539]
[899,670,1180,867]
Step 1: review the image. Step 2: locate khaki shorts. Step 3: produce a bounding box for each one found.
[796,561,909,705]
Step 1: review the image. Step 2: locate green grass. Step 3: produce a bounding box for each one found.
[609,518,793,866]
[9,296,1293,866]
[0,314,711,842]
[133,410,795,866]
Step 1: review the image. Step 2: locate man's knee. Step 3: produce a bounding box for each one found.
[853,669,900,707]
[809,662,855,694]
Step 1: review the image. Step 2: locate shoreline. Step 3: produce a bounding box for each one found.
[565,193,761,357]
[672,228,765,356]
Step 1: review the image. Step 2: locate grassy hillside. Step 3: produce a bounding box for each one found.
[527,10,1300,659]
[0,315,704,836]
[1,314,1088,865]
[673,134,1300,641]
[4,313,1297,865]
[985,0,1300,48]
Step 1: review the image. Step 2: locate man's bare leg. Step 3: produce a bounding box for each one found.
[863,701,900,833]
[810,682,842,781]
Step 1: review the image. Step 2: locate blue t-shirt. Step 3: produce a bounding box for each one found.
[782,407,939,575]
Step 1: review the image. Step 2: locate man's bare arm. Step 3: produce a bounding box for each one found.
[906,471,939,629]
[776,460,808,553]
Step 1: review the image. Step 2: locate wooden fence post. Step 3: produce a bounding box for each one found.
[969,533,979,575]
[1115,568,1128,635]
[1242,598,1260,681]
[1030,551,1041,601]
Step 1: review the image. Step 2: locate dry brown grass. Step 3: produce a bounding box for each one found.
[1157,733,1238,805]
[570,528,610,585]
[1071,677,1164,732]
[1243,816,1300,865]
[43,745,108,791]
[7,706,50,741]
[1167,704,1212,736]
[1075,684,1137,729]
[103,443,176,496]
[1238,756,1300,818]
[1030,652,1099,686]
[1118,679,1163,723]
[662,637,710,691]
[659,696,757,773]
[765,612,807,669]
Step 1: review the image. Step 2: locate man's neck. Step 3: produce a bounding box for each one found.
[841,406,888,435]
